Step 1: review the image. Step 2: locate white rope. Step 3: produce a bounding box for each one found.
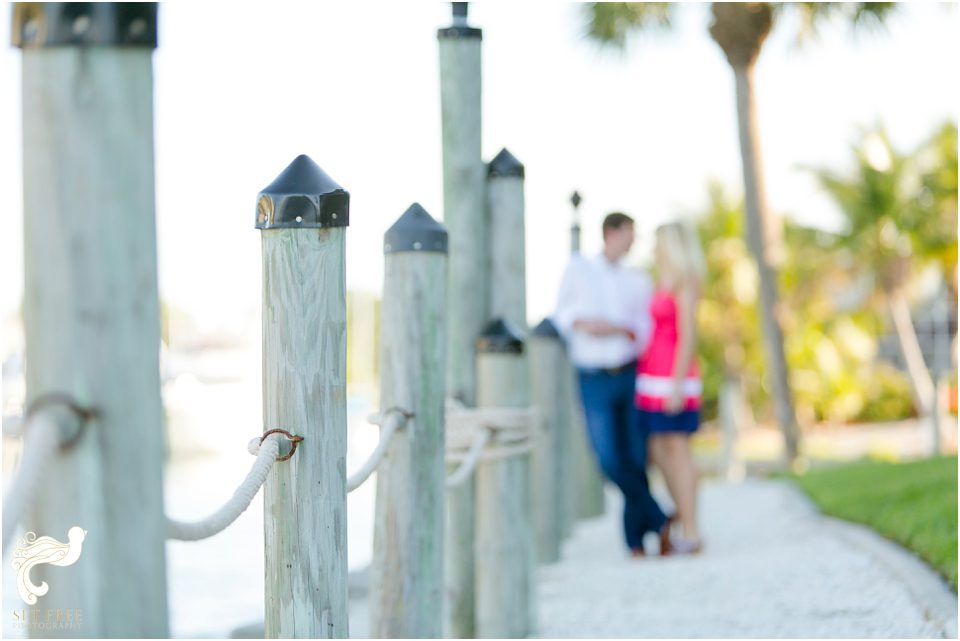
[346,410,408,493]
[166,435,281,541]
[446,405,538,462]
[2,414,23,438]
[2,411,62,553]
[446,428,491,488]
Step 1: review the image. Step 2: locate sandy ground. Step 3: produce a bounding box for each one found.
[533,479,957,639]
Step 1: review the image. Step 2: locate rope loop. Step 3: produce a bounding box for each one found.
[368,406,415,426]
[24,392,96,450]
[259,428,304,462]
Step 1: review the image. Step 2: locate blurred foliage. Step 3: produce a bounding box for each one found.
[811,123,957,298]
[694,184,916,426]
[917,122,959,294]
[693,184,765,422]
[585,2,898,49]
[693,120,957,426]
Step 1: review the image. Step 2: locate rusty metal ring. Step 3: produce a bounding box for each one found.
[24,392,98,451]
[260,428,304,462]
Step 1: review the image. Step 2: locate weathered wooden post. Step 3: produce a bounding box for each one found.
[370,204,448,638]
[564,190,606,519]
[257,155,349,638]
[570,374,606,520]
[488,148,527,331]
[570,190,582,254]
[439,5,485,637]
[564,194,606,520]
[15,3,169,635]
[445,461,476,638]
[487,145,543,567]
[529,319,571,562]
[475,319,537,638]
[438,1,487,406]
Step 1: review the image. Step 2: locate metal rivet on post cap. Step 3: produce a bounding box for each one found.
[255,154,350,230]
[384,203,448,255]
[12,2,159,49]
[437,1,481,39]
[475,317,524,355]
[531,318,562,339]
[488,148,524,179]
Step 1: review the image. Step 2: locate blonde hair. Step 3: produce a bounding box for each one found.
[656,221,706,287]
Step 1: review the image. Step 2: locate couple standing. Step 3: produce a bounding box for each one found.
[553,212,705,556]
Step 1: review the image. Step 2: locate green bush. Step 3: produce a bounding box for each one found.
[690,185,918,426]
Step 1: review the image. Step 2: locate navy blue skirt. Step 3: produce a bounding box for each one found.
[638,408,700,434]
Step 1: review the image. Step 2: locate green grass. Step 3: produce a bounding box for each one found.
[793,455,958,590]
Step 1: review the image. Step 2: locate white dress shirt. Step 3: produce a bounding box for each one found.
[552,252,654,369]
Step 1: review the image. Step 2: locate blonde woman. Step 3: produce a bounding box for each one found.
[634,221,706,554]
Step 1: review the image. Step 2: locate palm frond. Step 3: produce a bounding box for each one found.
[790,2,898,44]
[583,2,675,49]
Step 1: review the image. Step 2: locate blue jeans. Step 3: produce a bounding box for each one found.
[577,366,667,550]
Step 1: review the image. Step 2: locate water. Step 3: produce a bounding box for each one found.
[2,349,381,638]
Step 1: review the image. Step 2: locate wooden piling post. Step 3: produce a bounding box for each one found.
[570,191,582,255]
[439,6,485,637]
[257,155,350,638]
[563,191,605,519]
[475,319,537,638]
[556,355,580,536]
[15,4,169,635]
[572,380,607,520]
[529,319,570,562]
[438,2,487,407]
[487,148,527,331]
[445,447,476,638]
[370,204,448,638]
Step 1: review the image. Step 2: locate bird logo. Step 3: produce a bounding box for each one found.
[10,526,87,605]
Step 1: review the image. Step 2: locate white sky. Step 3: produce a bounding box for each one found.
[0,2,957,335]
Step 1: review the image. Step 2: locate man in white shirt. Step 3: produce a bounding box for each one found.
[553,212,671,556]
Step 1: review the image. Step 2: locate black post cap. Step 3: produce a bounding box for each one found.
[384,203,448,254]
[12,2,158,48]
[438,1,481,39]
[488,148,524,179]
[476,318,524,355]
[531,318,562,339]
[256,155,350,230]
[570,191,582,208]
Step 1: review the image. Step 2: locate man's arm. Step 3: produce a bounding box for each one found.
[554,259,635,339]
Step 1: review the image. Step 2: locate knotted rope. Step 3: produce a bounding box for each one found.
[445,401,538,487]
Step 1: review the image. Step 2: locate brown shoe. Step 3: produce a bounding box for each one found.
[631,547,646,558]
[659,514,675,556]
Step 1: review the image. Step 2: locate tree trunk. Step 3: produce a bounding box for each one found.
[731,62,800,463]
[887,289,935,415]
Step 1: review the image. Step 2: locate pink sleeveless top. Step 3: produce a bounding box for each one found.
[635,290,702,412]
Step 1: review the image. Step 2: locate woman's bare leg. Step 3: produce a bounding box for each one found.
[651,433,700,541]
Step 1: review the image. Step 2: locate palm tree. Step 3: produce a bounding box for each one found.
[584,2,897,463]
[915,122,958,300]
[812,124,956,418]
